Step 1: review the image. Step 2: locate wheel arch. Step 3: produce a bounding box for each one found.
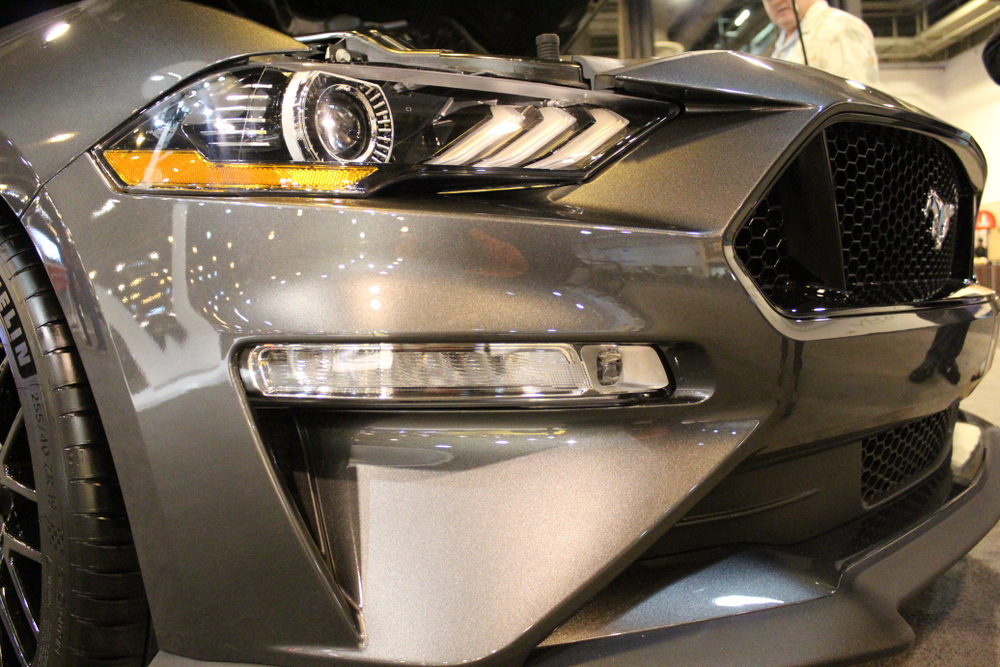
[0,187,156,664]
[0,166,165,592]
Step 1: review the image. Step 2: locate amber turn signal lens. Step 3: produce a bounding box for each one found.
[102,149,377,193]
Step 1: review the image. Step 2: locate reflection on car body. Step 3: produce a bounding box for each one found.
[0,1,997,666]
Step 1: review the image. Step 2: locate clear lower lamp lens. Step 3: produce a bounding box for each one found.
[240,343,669,403]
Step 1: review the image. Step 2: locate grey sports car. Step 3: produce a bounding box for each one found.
[0,1,998,665]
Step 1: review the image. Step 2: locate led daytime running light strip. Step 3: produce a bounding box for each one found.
[527,108,629,170]
[103,149,377,192]
[426,106,629,170]
[425,106,526,166]
[475,107,577,168]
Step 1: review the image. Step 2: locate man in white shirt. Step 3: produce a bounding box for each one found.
[763,0,879,86]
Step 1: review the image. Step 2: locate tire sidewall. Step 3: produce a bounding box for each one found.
[0,259,71,666]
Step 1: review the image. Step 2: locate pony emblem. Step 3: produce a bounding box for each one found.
[923,189,956,251]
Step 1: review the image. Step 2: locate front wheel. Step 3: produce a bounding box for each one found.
[0,218,149,666]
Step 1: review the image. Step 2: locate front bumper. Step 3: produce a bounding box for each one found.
[145,413,1000,667]
[530,412,1000,665]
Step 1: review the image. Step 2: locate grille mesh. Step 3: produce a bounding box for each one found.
[734,122,969,312]
[861,408,956,505]
[848,461,951,554]
[733,193,792,296]
[828,124,960,305]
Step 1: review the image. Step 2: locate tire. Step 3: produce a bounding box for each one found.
[0,216,149,666]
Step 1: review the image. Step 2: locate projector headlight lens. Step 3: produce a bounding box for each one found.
[314,87,370,161]
[282,71,390,164]
[240,343,670,404]
[96,57,674,196]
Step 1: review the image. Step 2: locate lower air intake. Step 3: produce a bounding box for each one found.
[861,408,956,506]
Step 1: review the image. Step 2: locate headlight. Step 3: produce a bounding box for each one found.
[96,56,675,196]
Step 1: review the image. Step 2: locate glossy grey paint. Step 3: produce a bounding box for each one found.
[556,105,984,238]
[602,49,919,109]
[0,133,40,214]
[0,0,304,214]
[24,135,998,664]
[30,156,775,663]
[542,418,992,649]
[601,50,987,194]
[540,549,839,646]
[532,415,1000,665]
[299,413,756,663]
[0,3,997,663]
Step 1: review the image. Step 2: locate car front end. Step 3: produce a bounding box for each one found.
[0,1,998,665]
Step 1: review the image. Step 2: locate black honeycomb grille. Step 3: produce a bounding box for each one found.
[861,408,956,506]
[734,122,970,312]
[847,461,951,555]
[732,192,806,296]
[828,123,960,305]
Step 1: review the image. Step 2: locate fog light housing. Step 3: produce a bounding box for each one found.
[240,343,669,405]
